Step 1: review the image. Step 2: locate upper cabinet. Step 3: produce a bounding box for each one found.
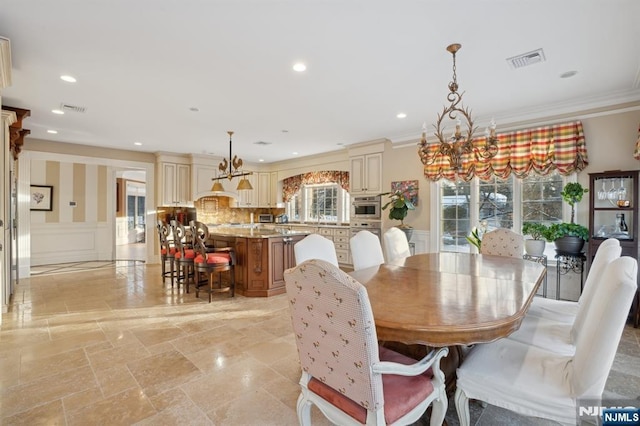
[158,160,191,206]
[349,152,382,195]
[257,172,271,207]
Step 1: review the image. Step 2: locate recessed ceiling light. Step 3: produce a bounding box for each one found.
[134,142,142,146]
[60,75,76,83]
[258,159,264,162]
[47,129,58,134]
[293,63,307,72]
[189,107,199,112]
[560,70,578,79]
[397,112,407,119]
[292,151,299,155]
[51,109,64,115]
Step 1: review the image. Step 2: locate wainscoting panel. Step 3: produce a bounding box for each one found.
[409,229,431,254]
[30,222,112,265]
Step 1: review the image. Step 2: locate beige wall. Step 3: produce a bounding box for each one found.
[575,109,640,225]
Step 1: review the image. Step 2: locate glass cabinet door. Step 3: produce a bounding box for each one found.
[592,175,634,240]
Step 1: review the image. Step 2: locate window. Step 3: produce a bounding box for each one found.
[286,183,350,223]
[434,171,568,253]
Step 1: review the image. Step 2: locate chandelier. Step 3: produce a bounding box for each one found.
[211,131,253,191]
[418,43,499,172]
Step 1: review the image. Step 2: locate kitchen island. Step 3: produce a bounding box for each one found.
[205,226,311,297]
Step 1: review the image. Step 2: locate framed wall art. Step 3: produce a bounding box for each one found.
[30,185,53,211]
[391,180,419,206]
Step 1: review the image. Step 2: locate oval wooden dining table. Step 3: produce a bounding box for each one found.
[349,252,546,396]
[348,252,546,347]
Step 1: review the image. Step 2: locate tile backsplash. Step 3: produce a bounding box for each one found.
[195,196,284,224]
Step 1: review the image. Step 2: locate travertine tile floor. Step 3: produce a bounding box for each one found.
[1,262,639,425]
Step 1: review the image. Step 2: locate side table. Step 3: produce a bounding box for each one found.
[523,254,548,297]
[554,250,586,301]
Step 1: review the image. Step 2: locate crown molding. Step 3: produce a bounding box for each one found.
[389,93,640,145]
[0,37,12,90]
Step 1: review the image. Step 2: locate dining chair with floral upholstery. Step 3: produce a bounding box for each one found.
[479,228,524,258]
[284,259,449,425]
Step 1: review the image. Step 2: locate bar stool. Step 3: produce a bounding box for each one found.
[170,220,195,292]
[192,221,236,302]
[157,220,177,286]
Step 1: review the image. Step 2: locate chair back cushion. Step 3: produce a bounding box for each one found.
[284,259,384,412]
[570,256,637,396]
[349,230,385,271]
[570,241,621,341]
[383,227,411,262]
[294,234,339,266]
[480,228,524,258]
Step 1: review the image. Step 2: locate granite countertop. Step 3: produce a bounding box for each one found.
[207,226,312,238]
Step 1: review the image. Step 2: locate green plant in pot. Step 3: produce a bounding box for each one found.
[380,190,415,241]
[521,222,549,256]
[551,182,589,253]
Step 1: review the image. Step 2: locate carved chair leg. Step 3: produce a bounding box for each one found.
[430,388,448,426]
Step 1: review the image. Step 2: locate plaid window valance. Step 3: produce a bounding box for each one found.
[282,171,349,202]
[421,120,589,182]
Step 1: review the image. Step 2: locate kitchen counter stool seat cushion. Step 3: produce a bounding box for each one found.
[194,252,231,265]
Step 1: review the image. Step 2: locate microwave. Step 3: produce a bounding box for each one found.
[258,214,274,223]
[351,196,381,220]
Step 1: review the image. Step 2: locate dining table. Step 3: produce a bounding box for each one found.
[348,252,546,393]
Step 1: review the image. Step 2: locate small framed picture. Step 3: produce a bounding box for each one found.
[30,185,53,211]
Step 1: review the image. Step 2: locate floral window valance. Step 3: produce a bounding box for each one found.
[421,120,589,182]
[282,171,349,202]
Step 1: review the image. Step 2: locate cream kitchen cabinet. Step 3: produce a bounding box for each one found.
[349,152,382,195]
[159,162,191,206]
[257,172,271,207]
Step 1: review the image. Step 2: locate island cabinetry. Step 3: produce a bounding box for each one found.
[269,235,305,291]
[209,233,307,297]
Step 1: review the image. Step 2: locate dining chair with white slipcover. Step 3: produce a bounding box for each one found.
[293,233,339,266]
[455,256,637,425]
[284,259,449,426]
[525,237,620,324]
[383,227,411,262]
[350,230,385,271]
[506,239,623,355]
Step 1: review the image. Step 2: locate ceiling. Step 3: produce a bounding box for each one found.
[2,0,640,164]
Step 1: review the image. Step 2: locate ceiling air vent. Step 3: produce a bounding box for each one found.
[506,48,545,69]
[254,141,272,146]
[60,103,87,113]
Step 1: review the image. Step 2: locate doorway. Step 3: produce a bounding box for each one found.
[115,169,147,262]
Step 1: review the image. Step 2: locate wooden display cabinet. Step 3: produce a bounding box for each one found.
[588,170,639,262]
[588,170,639,327]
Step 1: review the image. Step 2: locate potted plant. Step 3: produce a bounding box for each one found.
[521,222,549,256]
[380,190,415,241]
[550,182,589,253]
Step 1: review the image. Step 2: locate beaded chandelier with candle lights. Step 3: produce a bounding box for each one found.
[211,131,253,191]
[418,43,499,172]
